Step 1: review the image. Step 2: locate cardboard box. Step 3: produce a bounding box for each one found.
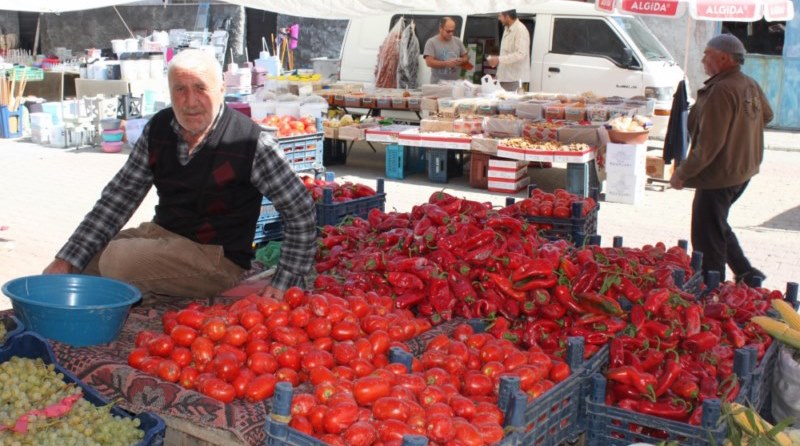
[419,119,454,133]
[488,159,527,180]
[605,173,646,205]
[323,126,338,139]
[558,125,609,147]
[421,97,439,112]
[646,155,666,179]
[488,176,530,193]
[338,124,377,141]
[471,135,498,155]
[605,142,646,174]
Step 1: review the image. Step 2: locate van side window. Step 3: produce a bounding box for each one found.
[551,18,638,68]
[390,15,463,50]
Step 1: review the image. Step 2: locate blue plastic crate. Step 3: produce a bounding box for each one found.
[1,314,24,345]
[747,340,778,414]
[427,148,464,183]
[316,178,386,227]
[278,132,324,173]
[586,374,729,446]
[254,217,283,245]
[386,144,426,180]
[0,106,23,138]
[260,197,281,221]
[510,198,599,245]
[0,332,165,446]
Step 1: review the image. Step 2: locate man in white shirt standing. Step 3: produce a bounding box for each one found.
[487,10,531,92]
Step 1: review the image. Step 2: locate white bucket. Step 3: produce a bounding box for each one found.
[111,39,125,55]
[120,59,136,81]
[250,101,276,120]
[275,101,300,117]
[125,38,138,52]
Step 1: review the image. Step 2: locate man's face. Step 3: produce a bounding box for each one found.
[169,64,224,135]
[498,13,510,27]
[440,20,456,41]
[702,47,728,76]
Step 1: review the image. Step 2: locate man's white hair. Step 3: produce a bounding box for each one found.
[167,49,223,85]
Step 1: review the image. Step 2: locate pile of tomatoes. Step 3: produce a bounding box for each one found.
[300,176,378,204]
[258,115,318,138]
[285,322,567,446]
[127,288,430,404]
[507,188,597,219]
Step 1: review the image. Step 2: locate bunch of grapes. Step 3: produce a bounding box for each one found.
[0,357,144,446]
[0,357,81,426]
[0,322,7,343]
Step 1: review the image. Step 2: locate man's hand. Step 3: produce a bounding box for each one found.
[447,59,461,68]
[43,258,77,275]
[261,284,285,300]
[486,55,499,68]
[669,173,684,190]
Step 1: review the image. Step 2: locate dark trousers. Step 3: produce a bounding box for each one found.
[691,181,752,281]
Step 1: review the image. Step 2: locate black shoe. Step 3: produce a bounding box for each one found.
[736,268,766,287]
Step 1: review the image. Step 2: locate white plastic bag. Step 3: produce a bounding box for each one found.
[772,344,800,426]
[480,75,499,96]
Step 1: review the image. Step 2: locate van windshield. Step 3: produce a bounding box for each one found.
[612,17,673,62]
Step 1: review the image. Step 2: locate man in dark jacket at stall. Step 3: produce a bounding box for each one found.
[670,34,773,286]
[43,49,316,300]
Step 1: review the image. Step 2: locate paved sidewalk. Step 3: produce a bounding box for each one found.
[1,137,798,311]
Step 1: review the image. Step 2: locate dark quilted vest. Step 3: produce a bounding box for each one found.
[148,107,262,269]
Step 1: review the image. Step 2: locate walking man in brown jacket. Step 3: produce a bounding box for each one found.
[670,34,773,286]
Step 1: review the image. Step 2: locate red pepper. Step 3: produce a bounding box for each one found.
[493,252,530,270]
[638,399,691,422]
[315,257,339,274]
[419,204,451,226]
[521,300,538,316]
[702,318,723,338]
[718,374,740,402]
[607,366,657,400]
[448,270,477,303]
[586,332,609,345]
[610,338,625,368]
[617,277,645,304]
[704,303,734,320]
[683,332,719,354]
[722,318,747,348]
[486,215,524,234]
[642,321,673,340]
[655,353,681,397]
[671,378,700,400]
[475,299,497,318]
[539,303,566,320]
[464,229,496,251]
[685,304,702,337]
[630,305,646,332]
[687,406,703,426]
[386,272,424,290]
[577,292,624,316]
[513,275,558,291]
[553,285,585,314]
[559,257,580,281]
[639,349,666,372]
[485,273,527,302]
[429,273,453,313]
[531,289,551,305]
[616,398,640,411]
[511,259,553,283]
[699,376,717,401]
[465,246,494,265]
[596,317,627,334]
[643,289,671,314]
[395,290,427,309]
[572,266,598,295]
[428,190,456,205]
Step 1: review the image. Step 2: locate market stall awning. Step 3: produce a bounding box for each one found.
[595,0,794,20]
[0,0,140,13]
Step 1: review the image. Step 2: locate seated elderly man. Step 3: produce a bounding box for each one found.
[43,49,316,300]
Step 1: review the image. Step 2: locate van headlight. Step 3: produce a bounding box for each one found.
[645,87,673,102]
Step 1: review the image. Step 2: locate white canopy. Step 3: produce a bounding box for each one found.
[0,0,537,18]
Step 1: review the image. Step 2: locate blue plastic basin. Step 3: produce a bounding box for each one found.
[2,274,141,347]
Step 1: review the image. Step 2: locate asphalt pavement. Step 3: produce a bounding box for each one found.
[1,130,798,310]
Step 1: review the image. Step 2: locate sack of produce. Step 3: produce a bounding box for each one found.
[772,344,800,425]
[483,116,521,138]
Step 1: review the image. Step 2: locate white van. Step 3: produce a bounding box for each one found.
[339,1,684,110]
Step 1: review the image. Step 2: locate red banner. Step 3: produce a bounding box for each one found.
[765,0,794,20]
[620,0,681,15]
[596,0,616,12]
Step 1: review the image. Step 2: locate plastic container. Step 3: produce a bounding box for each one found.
[607,129,650,144]
[510,192,600,244]
[316,178,386,226]
[0,332,165,445]
[2,275,142,347]
[0,106,22,138]
[385,144,426,180]
[250,101,277,121]
[102,141,124,153]
[101,118,122,130]
[102,129,124,142]
[1,314,24,345]
[427,149,465,183]
[277,130,324,172]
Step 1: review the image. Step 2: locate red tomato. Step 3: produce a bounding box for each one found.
[306,317,333,339]
[463,372,493,397]
[272,326,309,346]
[389,386,416,401]
[343,421,378,446]
[247,352,278,375]
[139,357,161,374]
[231,368,255,398]
[360,314,389,334]
[376,419,416,443]
[245,374,277,402]
[350,359,375,378]
[368,330,391,356]
[453,418,484,446]
[283,287,307,308]
[245,339,270,357]
[313,337,334,352]
[394,373,426,395]
[314,382,337,403]
[332,341,358,365]
[301,349,334,371]
[135,330,159,348]
[223,325,248,347]
[448,394,476,420]
[291,393,316,417]
[216,343,247,364]
[128,347,148,368]
[419,385,447,407]
[479,342,506,363]
[309,405,329,433]
[550,360,570,383]
[503,350,529,372]
[147,335,175,357]
[289,415,313,435]
[212,351,241,382]
[476,422,504,444]
[191,336,214,364]
[348,297,370,319]
[326,304,349,324]
[309,294,330,317]
[275,367,299,386]
[309,366,337,385]
[170,325,198,347]
[247,323,269,342]
[424,368,452,387]
[323,402,359,434]
[370,397,409,421]
[481,361,506,381]
[176,309,205,330]
[288,307,311,328]
[179,366,199,389]
[200,378,235,403]
[202,318,227,342]
[333,366,356,381]
[426,413,456,443]
[265,310,289,330]
[239,310,264,330]
[353,376,391,406]
[169,347,192,368]
[331,321,360,341]
[425,402,454,419]
[452,324,474,343]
